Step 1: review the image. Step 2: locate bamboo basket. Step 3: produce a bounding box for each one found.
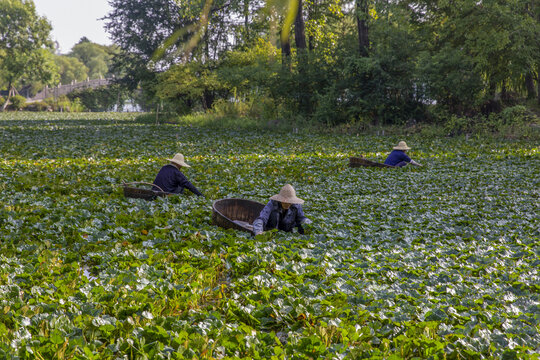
[122,182,171,200]
[212,198,265,235]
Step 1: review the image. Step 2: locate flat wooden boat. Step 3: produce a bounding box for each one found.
[122,181,172,200]
[349,156,395,168]
[212,198,265,234]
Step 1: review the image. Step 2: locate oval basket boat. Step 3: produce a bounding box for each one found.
[349,156,395,168]
[212,198,265,235]
[122,182,172,201]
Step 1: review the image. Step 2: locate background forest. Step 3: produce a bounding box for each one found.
[1,0,539,129]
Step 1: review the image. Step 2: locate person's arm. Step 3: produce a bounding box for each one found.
[176,171,203,196]
[295,205,312,235]
[410,159,422,166]
[402,152,412,164]
[252,201,273,235]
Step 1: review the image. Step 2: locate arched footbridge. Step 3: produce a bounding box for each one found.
[29,78,112,102]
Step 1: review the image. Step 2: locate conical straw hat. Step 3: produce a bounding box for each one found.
[270,184,304,204]
[393,141,411,151]
[167,153,191,168]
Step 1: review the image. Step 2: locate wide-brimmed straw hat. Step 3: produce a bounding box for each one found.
[270,184,304,205]
[167,153,191,168]
[393,141,411,151]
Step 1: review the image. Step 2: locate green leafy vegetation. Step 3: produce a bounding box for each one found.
[0,112,539,358]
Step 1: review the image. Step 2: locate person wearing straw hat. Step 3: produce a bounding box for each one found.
[152,153,203,196]
[384,141,422,167]
[253,184,312,236]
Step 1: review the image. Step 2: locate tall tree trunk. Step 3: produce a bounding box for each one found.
[1,82,13,112]
[525,72,536,100]
[294,0,311,113]
[244,0,250,42]
[501,81,508,101]
[356,0,369,57]
[281,41,291,68]
[204,30,210,62]
[537,66,540,106]
[294,0,307,51]
[537,4,540,105]
[308,1,314,51]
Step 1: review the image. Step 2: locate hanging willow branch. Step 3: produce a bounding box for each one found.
[152,0,300,63]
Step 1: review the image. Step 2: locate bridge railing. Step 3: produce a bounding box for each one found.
[30,78,112,101]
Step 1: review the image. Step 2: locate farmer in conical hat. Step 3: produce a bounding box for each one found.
[384,141,422,167]
[152,153,203,196]
[253,184,312,235]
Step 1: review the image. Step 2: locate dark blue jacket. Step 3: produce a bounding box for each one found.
[253,200,308,234]
[152,164,203,196]
[384,150,411,166]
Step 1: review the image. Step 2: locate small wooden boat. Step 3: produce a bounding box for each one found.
[349,156,395,168]
[212,198,265,234]
[122,181,172,200]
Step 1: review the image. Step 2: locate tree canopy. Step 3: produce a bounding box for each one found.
[0,0,56,110]
[1,0,538,120]
[101,0,539,122]
[68,38,113,80]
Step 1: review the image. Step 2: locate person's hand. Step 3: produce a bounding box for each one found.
[303,223,314,235]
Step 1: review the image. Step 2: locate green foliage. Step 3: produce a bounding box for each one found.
[8,94,26,110]
[67,85,127,112]
[102,0,540,125]
[0,0,57,92]
[418,47,485,114]
[56,95,74,112]
[0,113,539,358]
[23,101,49,112]
[102,0,193,92]
[217,39,281,95]
[498,105,531,125]
[53,55,88,84]
[210,96,281,122]
[441,105,539,137]
[69,97,85,112]
[35,96,86,113]
[155,62,225,114]
[69,38,112,79]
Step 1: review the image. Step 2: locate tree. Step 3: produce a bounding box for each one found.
[103,0,198,92]
[294,0,307,50]
[155,61,224,113]
[67,84,128,112]
[103,0,246,107]
[0,0,57,111]
[356,0,369,56]
[102,0,540,121]
[409,0,540,112]
[69,38,112,79]
[54,55,88,84]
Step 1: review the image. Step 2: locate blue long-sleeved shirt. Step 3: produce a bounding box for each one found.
[253,200,308,234]
[384,150,411,166]
[152,164,203,196]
